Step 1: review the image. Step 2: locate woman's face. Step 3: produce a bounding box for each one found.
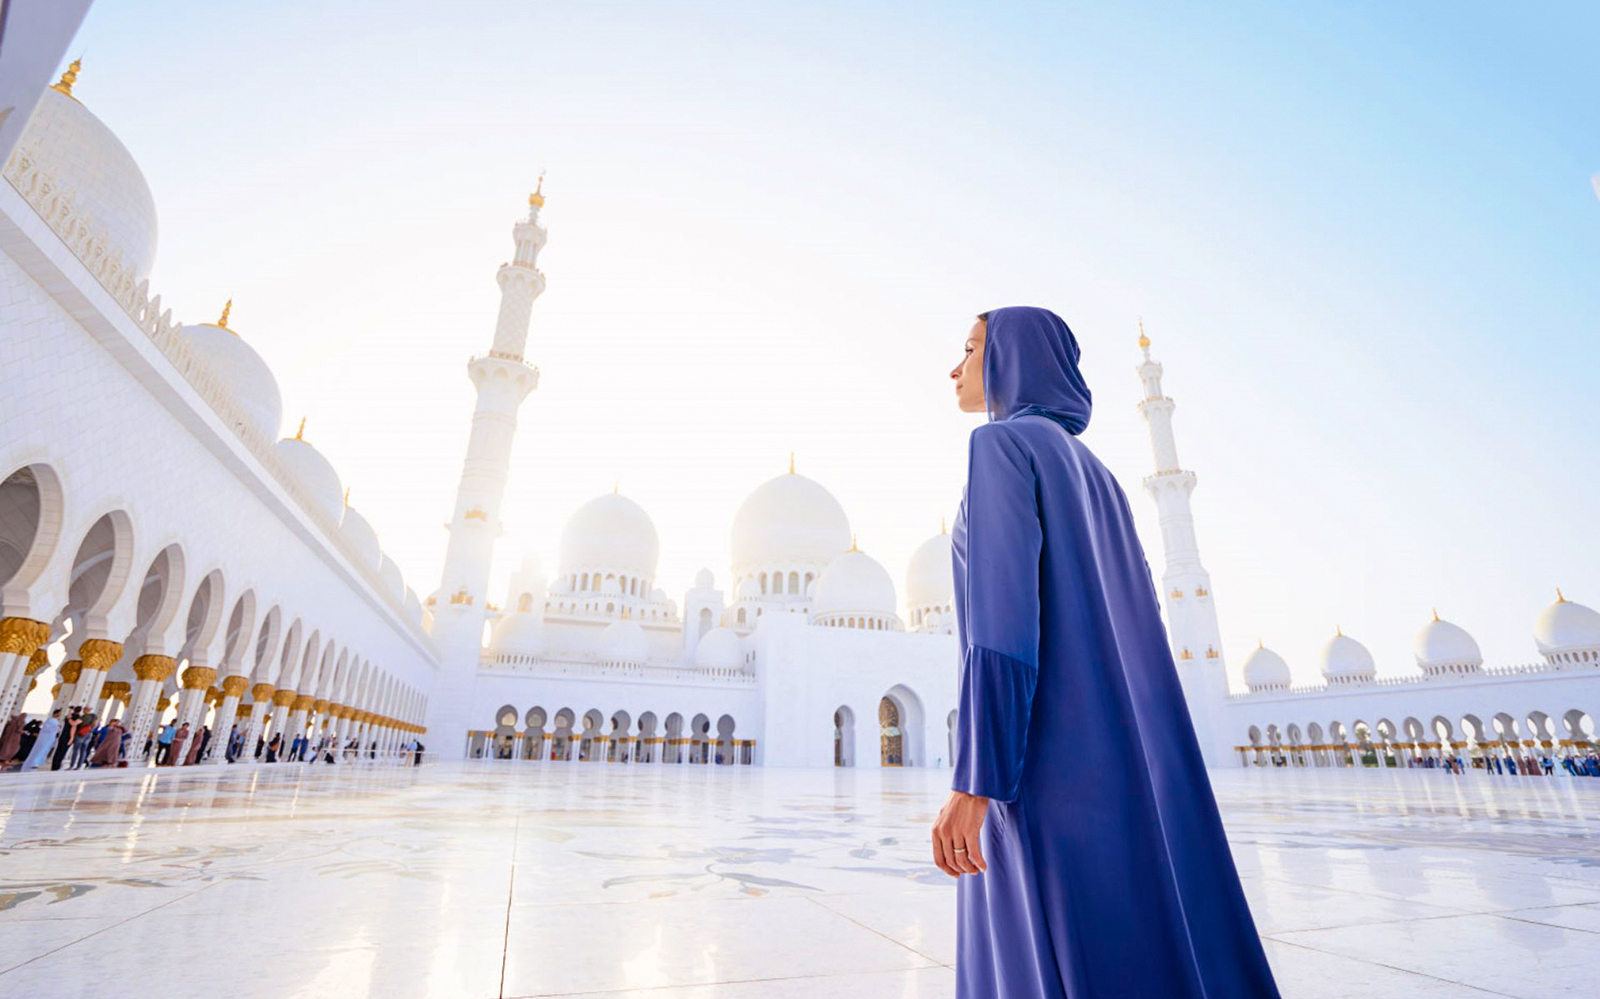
[951,317,987,413]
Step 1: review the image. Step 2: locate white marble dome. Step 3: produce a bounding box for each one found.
[1243,643,1291,691]
[905,528,954,611]
[273,435,344,523]
[339,505,381,570]
[1535,593,1600,660]
[693,568,714,590]
[559,492,660,578]
[1413,613,1482,671]
[736,577,761,600]
[730,471,851,573]
[490,611,545,657]
[813,548,898,619]
[595,619,648,663]
[694,627,742,670]
[14,81,159,281]
[182,321,283,440]
[1320,632,1376,683]
[377,553,404,602]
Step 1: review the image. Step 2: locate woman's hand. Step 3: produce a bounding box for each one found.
[932,790,989,877]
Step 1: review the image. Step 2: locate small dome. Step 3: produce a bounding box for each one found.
[693,567,715,590]
[183,322,283,440]
[14,83,159,281]
[650,586,667,602]
[694,627,742,669]
[906,528,954,610]
[1320,632,1376,682]
[737,577,761,600]
[558,492,660,578]
[595,619,648,663]
[730,471,851,573]
[274,436,344,523]
[813,548,897,618]
[339,505,381,570]
[1535,592,1600,658]
[490,611,545,657]
[1242,644,1291,691]
[377,554,404,602]
[1414,613,1482,671]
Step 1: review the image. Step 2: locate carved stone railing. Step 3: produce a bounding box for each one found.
[4,147,429,646]
[484,653,757,685]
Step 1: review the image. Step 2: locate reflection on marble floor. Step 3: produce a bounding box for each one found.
[1,764,1598,998]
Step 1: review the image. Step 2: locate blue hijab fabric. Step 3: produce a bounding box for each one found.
[951,306,1281,998]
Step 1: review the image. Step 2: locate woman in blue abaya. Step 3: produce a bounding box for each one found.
[933,306,1281,998]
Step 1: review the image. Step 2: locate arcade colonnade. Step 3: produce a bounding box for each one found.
[0,459,429,768]
[468,705,755,765]
[1236,706,1598,769]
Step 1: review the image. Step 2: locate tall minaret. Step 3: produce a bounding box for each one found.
[1135,322,1229,767]
[426,182,548,744]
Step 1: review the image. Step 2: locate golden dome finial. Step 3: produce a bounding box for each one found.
[848,533,859,552]
[1335,623,1342,637]
[788,450,795,474]
[1257,637,1264,648]
[217,299,233,329]
[940,515,947,534]
[529,172,546,208]
[294,417,306,442]
[343,487,350,508]
[51,59,81,99]
[1137,318,1150,351]
[1432,608,1439,622]
[1557,587,1568,603]
[613,478,618,494]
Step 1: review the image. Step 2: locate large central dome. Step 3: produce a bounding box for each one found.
[730,470,851,574]
[558,492,660,578]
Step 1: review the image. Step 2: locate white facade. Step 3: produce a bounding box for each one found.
[0,64,433,765]
[1134,329,1600,769]
[3,54,1590,780]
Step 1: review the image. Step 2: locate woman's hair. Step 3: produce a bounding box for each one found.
[976,311,991,322]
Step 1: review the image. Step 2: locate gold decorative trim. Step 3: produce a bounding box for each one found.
[181,665,218,690]
[132,654,177,682]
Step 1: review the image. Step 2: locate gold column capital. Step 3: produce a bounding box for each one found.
[156,696,172,711]
[180,665,218,690]
[58,659,83,684]
[24,647,51,675]
[204,687,222,705]
[273,689,298,708]
[78,638,123,672]
[236,703,254,718]
[220,675,251,698]
[251,682,276,702]
[292,694,315,711]
[312,698,329,715]
[101,681,131,701]
[132,654,177,682]
[0,617,49,657]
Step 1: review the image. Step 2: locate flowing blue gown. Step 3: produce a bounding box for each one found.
[950,307,1281,998]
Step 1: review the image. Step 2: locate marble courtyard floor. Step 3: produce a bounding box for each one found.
[1,762,1598,999]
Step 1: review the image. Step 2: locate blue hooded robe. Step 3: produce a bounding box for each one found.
[950,306,1281,998]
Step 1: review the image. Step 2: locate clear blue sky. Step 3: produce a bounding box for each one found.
[57,0,1600,686]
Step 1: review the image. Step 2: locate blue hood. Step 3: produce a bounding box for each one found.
[982,306,1092,434]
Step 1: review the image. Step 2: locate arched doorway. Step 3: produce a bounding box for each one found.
[833,706,855,767]
[879,684,925,767]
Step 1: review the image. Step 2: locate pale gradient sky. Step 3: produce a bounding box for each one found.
[53,0,1600,689]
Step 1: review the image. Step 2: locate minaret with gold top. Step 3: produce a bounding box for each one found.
[1135,322,1228,766]
[427,182,548,739]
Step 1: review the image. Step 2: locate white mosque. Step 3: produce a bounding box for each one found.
[0,53,1594,776]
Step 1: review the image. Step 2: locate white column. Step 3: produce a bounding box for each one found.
[0,618,51,721]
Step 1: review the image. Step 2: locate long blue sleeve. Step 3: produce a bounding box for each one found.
[950,423,1042,802]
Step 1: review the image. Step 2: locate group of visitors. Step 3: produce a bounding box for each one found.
[0,707,133,771]
[2,708,427,772]
[1405,752,1600,776]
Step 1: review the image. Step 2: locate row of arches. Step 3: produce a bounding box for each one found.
[832,686,944,768]
[469,706,751,765]
[1241,708,1597,769]
[0,462,425,768]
